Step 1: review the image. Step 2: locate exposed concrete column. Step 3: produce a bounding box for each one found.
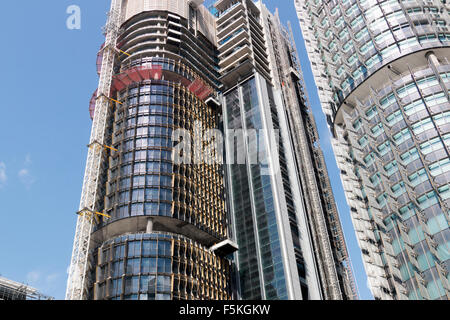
[426,51,440,67]
[426,51,450,102]
[146,218,154,233]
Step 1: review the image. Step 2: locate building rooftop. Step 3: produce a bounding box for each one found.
[0,276,53,300]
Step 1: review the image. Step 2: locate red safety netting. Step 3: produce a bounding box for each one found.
[188,77,212,100]
[111,64,214,102]
[89,65,214,120]
[89,89,98,120]
[187,78,204,94]
[111,65,164,92]
[197,86,213,101]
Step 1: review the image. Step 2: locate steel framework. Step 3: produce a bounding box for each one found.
[66,0,122,300]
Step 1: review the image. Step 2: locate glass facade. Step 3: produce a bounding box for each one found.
[296,0,450,300]
[84,6,233,300]
[100,79,226,240]
[216,0,355,300]
[344,68,450,300]
[225,77,288,300]
[265,80,311,299]
[90,233,232,300]
[226,87,262,299]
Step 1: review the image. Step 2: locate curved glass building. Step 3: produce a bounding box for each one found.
[295,0,450,300]
[84,0,234,300]
[70,0,357,301]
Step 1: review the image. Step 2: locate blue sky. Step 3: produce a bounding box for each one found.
[0,1,372,300]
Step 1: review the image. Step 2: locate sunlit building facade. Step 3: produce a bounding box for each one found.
[295,0,450,300]
[84,0,235,300]
[216,0,357,300]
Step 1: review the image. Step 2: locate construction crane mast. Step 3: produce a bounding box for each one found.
[66,0,122,300]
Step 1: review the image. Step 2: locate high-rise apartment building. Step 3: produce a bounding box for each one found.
[295,0,450,300]
[67,0,355,301]
[216,0,356,300]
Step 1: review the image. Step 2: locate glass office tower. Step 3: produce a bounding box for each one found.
[295,0,450,300]
[82,0,234,300]
[216,0,357,300]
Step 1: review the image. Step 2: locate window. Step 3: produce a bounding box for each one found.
[124,276,139,294]
[158,241,172,256]
[157,258,172,273]
[417,191,439,210]
[128,241,141,257]
[126,258,140,274]
[141,258,157,273]
[143,240,157,256]
[157,276,171,293]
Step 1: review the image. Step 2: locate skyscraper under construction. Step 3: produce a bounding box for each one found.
[67,0,235,301]
[66,0,356,300]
